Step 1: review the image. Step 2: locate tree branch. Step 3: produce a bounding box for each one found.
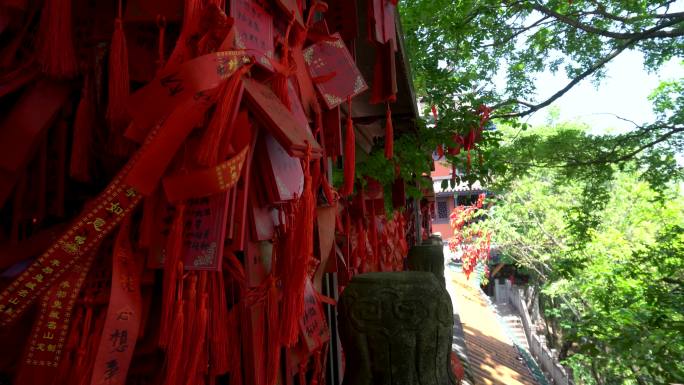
[490,9,684,121]
[531,2,684,40]
[491,39,635,119]
[479,16,553,48]
[586,1,684,23]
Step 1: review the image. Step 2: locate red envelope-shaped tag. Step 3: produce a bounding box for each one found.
[303,33,368,109]
[243,78,322,158]
[230,0,274,71]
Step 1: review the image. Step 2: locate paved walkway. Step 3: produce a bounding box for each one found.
[446,269,538,385]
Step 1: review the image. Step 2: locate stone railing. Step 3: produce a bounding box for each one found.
[494,280,574,385]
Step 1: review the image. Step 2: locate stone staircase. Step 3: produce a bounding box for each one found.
[447,267,541,385]
[495,303,531,351]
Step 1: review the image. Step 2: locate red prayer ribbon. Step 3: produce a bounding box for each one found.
[162,146,249,202]
[89,219,143,385]
[14,249,96,385]
[0,121,170,326]
[125,51,251,142]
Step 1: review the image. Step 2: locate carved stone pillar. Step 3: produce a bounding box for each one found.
[338,272,456,385]
[407,236,446,286]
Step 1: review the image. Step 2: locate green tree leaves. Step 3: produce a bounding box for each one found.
[480,123,684,383]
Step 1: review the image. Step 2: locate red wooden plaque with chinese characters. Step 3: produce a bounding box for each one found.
[230,0,274,71]
[181,193,230,270]
[303,33,368,110]
[147,193,230,271]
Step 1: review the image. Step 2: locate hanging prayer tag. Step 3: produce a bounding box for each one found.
[230,0,274,71]
[89,220,142,385]
[126,51,250,141]
[255,133,304,204]
[299,280,330,353]
[243,78,323,158]
[303,33,368,109]
[371,0,397,47]
[162,146,249,202]
[14,252,96,385]
[181,193,231,271]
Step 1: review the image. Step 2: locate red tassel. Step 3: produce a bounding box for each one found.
[341,97,355,196]
[185,290,208,385]
[384,102,393,159]
[183,0,204,34]
[54,307,83,384]
[321,173,334,205]
[196,67,248,166]
[357,220,368,273]
[181,274,198,374]
[227,308,243,385]
[164,270,186,385]
[272,18,295,109]
[35,0,77,78]
[66,304,92,385]
[160,204,186,348]
[107,2,135,157]
[209,273,230,376]
[157,15,167,71]
[70,77,94,183]
[107,3,130,125]
[266,278,280,385]
[72,309,106,385]
[368,204,378,267]
[467,150,471,174]
[11,176,26,243]
[139,193,158,249]
[280,151,315,346]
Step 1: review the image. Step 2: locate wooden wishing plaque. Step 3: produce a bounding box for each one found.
[181,193,230,271]
[243,78,322,159]
[303,33,368,109]
[230,0,274,70]
[147,193,230,271]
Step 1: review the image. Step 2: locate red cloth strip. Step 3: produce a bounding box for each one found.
[162,146,249,202]
[125,51,250,142]
[89,219,143,385]
[0,122,168,326]
[14,249,97,385]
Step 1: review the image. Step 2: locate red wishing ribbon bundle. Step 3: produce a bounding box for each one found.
[0,1,421,385]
